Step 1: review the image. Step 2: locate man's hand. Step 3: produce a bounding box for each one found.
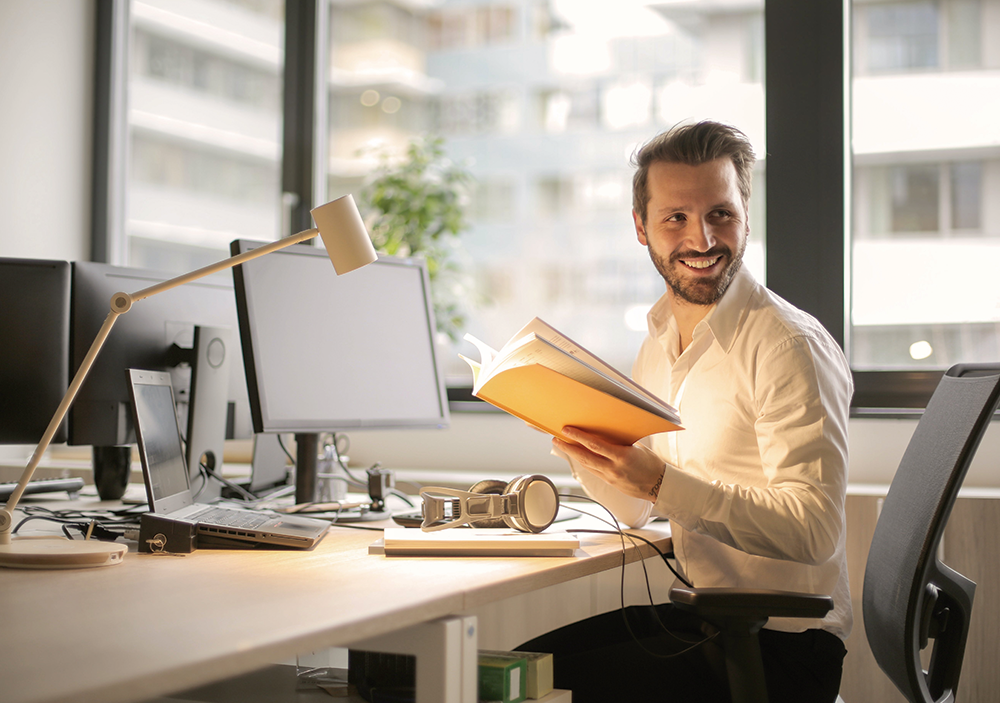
[554,427,665,503]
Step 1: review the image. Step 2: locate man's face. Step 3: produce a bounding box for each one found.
[634,158,749,307]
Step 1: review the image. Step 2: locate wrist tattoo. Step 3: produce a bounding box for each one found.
[648,474,663,501]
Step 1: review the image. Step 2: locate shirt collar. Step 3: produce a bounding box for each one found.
[647,265,757,355]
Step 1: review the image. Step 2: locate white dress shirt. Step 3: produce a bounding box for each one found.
[567,266,854,639]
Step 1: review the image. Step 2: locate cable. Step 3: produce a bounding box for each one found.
[12,506,140,542]
[189,464,208,500]
[558,493,714,658]
[276,434,296,464]
[199,462,257,502]
[327,434,371,489]
[387,488,415,507]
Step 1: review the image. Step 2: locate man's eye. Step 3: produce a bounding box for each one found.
[666,213,685,223]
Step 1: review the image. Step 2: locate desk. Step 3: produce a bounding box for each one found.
[0,495,673,703]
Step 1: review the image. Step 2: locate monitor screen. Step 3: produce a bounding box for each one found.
[69,261,253,447]
[0,257,71,444]
[231,240,449,433]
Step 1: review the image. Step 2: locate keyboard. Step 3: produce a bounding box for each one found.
[0,476,86,502]
[191,507,272,529]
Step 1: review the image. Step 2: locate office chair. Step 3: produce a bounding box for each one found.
[669,363,1000,703]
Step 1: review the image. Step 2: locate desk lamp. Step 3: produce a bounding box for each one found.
[0,195,377,569]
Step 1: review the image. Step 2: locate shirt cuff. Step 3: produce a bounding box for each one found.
[653,461,715,527]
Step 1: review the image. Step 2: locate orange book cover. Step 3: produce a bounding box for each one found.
[461,318,682,444]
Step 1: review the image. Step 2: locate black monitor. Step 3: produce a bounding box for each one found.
[0,257,72,445]
[230,240,449,503]
[69,261,253,498]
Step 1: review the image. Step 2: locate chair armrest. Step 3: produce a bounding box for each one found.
[670,586,834,621]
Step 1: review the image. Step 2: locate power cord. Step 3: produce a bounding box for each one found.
[198,462,257,502]
[12,505,141,542]
[558,493,716,658]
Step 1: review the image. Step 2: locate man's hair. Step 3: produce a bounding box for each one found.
[631,120,756,224]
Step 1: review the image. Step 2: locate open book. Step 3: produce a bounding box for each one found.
[460,318,682,445]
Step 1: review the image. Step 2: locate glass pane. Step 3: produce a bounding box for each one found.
[951,161,982,230]
[326,0,765,383]
[863,1,940,72]
[125,0,285,274]
[851,0,1000,369]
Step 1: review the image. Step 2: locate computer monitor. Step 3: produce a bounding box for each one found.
[230,240,449,504]
[69,261,253,498]
[0,257,71,445]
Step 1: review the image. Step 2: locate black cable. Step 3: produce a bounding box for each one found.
[558,493,713,657]
[569,528,691,589]
[558,494,691,586]
[387,488,415,507]
[199,462,257,502]
[12,508,138,542]
[276,434,296,464]
[14,505,144,526]
[189,464,208,499]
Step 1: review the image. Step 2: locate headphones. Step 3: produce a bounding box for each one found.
[418,474,560,533]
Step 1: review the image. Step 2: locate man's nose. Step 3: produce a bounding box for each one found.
[689,219,717,252]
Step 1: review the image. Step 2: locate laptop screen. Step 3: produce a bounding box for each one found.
[128,369,193,513]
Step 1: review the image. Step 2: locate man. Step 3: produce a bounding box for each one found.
[521,121,853,703]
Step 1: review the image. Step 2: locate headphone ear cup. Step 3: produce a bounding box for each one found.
[467,479,508,528]
[503,474,559,533]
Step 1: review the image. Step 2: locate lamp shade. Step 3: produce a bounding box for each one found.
[312,195,378,274]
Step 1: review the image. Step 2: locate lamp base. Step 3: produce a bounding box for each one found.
[0,536,127,569]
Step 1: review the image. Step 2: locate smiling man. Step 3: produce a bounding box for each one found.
[520,122,854,703]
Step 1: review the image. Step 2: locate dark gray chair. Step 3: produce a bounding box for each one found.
[669,363,1000,703]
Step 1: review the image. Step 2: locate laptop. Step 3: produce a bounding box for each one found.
[127,369,328,549]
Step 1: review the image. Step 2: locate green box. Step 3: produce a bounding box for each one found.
[478,653,527,703]
[481,650,553,700]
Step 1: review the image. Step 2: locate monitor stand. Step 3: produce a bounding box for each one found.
[294,433,388,522]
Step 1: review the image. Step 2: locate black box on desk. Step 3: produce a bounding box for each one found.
[139,513,197,553]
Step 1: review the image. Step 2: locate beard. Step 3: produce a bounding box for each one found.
[649,234,747,306]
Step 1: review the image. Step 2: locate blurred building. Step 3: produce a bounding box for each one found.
[124,0,1000,378]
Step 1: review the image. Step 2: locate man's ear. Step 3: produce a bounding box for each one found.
[633,210,648,246]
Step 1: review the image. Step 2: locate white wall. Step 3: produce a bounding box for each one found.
[0,0,94,262]
[1,1,997,488]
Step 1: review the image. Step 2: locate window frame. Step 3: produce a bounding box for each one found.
[766,0,948,417]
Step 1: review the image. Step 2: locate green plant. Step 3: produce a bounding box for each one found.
[359,135,474,343]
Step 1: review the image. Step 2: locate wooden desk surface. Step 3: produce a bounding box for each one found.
[0,500,670,703]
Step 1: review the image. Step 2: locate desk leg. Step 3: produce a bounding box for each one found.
[349,615,478,703]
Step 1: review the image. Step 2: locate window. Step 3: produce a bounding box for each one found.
[854,0,982,75]
[94,2,995,411]
[324,0,766,382]
[851,0,1000,374]
[109,0,285,274]
[855,161,984,239]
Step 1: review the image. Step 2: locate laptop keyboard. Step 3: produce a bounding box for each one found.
[193,507,272,529]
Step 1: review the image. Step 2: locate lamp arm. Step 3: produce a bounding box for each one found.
[130,227,320,303]
[0,226,322,544]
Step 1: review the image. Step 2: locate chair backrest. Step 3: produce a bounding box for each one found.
[863,363,1000,703]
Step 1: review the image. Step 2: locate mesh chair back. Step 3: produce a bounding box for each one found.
[863,364,1000,703]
